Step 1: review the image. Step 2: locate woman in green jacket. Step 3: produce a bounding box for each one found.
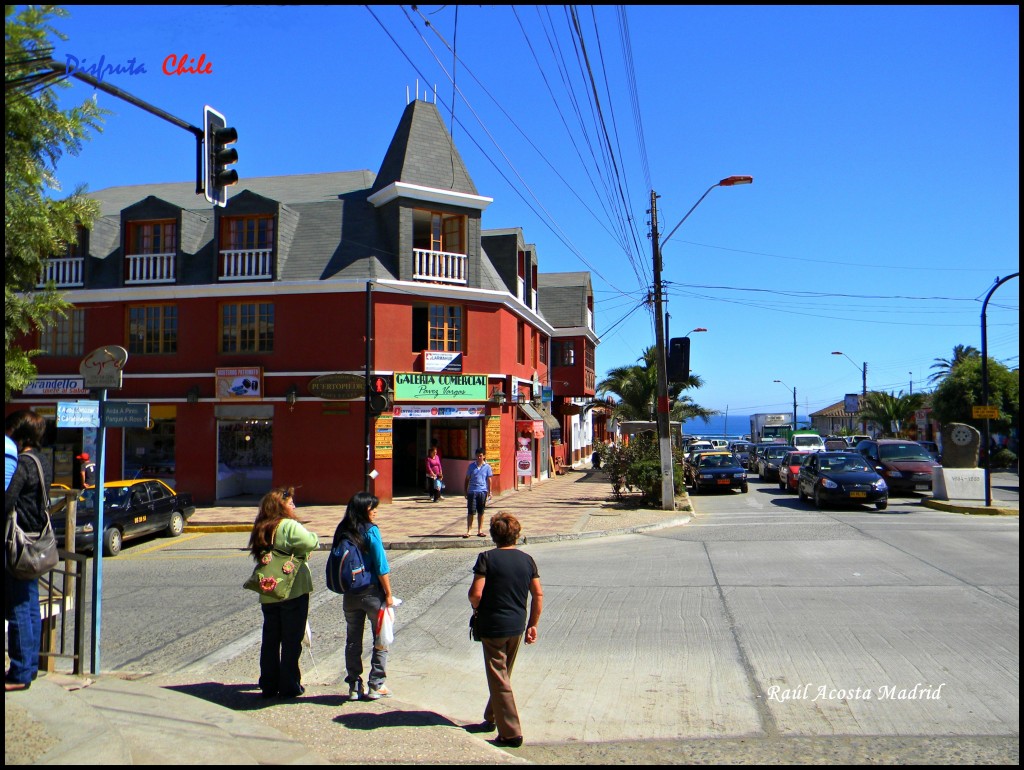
[248,487,320,698]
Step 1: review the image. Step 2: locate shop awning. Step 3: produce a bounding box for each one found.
[517,403,547,438]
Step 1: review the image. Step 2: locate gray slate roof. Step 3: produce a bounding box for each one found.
[537,272,593,328]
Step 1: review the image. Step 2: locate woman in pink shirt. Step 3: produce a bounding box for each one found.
[425,446,444,502]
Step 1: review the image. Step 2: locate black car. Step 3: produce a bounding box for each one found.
[52,479,196,556]
[729,442,755,469]
[757,445,796,481]
[797,452,888,510]
[688,453,748,494]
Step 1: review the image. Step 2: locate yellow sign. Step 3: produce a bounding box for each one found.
[374,415,393,459]
[485,415,501,474]
[972,405,1000,419]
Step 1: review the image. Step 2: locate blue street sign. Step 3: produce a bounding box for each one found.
[57,400,101,428]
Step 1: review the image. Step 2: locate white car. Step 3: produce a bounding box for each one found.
[791,434,825,452]
[710,439,729,449]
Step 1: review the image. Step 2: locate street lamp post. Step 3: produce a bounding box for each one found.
[832,351,867,434]
[980,273,1019,507]
[773,380,797,434]
[651,176,752,511]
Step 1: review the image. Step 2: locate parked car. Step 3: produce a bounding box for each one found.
[917,440,941,463]
[778,451,813,492]
[854,439,940,494]
[797,451,889,510]
[824,438,849,451]
[710,439,730,450]
[757,445,796,481]
[688,452,748,494]
[53,479,196,557]
[729,441,755,469]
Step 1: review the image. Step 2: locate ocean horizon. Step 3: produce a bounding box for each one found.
[683,414,810,439]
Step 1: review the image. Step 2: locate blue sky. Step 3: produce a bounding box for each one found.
[42,5,1019,417]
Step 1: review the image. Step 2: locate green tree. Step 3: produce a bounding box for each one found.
[5,5,105,399]
[859,390,926,437]
[596,346,715,424]
[930,357,1019,434]
[928,344,980,384]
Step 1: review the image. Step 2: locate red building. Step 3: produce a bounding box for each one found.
[8,100,598,505]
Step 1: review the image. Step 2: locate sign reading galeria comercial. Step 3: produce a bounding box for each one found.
[394,373,487,402]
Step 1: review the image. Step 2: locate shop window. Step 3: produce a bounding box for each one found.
[432,420,473,460]
[124,420,176,485]
[128,304,177,354]
[221,302,274,353]
[38,308,84,357]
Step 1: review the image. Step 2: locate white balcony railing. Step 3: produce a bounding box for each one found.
[37,257,84,288]
[125,252,176,284]
[413,248,467,285]
[220,248,273,281]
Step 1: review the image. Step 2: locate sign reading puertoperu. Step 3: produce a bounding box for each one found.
[308,373,366,400]
[394,373,487,402]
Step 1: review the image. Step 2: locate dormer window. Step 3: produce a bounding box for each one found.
[126,220,177,284]
[220,215,274,281]
[412,210,467,284]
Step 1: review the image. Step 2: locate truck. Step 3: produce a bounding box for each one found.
[749,413,793,444]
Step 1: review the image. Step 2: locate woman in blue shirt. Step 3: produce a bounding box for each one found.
[332,491,394,701]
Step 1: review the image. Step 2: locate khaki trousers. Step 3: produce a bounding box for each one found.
[481,635,523,739]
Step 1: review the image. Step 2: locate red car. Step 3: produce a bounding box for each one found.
[778,451,813,492]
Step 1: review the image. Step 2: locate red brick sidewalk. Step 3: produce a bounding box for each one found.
[186,467,692,549]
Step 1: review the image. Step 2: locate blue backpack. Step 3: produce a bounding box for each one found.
[326,529,373,594]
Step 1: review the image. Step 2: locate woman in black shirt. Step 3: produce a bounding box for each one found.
[468,512,544,748]
[5,410,51,692]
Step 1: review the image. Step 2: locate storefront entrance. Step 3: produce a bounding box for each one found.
[216,405,274,500]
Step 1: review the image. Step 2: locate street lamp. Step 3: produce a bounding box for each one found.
[773,380,797,434]
[831,351,867,433]
[651,176,752,510]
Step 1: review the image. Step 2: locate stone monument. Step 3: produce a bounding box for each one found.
[932,422,984,500]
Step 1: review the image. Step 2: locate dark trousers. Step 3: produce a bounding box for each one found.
[482,635,523,739]
[343,586,388,689]
[5,571,41,685]
[259,592,309,696]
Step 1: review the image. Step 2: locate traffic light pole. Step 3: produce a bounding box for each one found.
[650,191,675,511]
[364,281,374,493]
[42,59,205,194]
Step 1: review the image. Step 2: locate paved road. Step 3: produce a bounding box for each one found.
[42,474,1018,764]
[389,477,1019,762]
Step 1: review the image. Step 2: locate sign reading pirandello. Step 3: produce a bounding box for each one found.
[394,373,487,402]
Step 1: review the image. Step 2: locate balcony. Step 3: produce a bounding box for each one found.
[37,258,84,288]
[220,248,273,281]
[413,248,467,285]
[126,252,176,284]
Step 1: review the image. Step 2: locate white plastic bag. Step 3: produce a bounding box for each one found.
[376,605,396,647]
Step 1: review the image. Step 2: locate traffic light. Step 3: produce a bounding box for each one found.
[368,375,391,414]
[667,337,690,382]
[204,105,238,207]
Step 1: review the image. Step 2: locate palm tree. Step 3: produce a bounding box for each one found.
[859,390,926,436]
[596,346,715,423]
[929,344,980,383]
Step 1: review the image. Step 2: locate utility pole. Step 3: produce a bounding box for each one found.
[650,191,675,510]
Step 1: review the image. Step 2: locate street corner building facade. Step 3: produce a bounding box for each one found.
[8,99,603,505]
